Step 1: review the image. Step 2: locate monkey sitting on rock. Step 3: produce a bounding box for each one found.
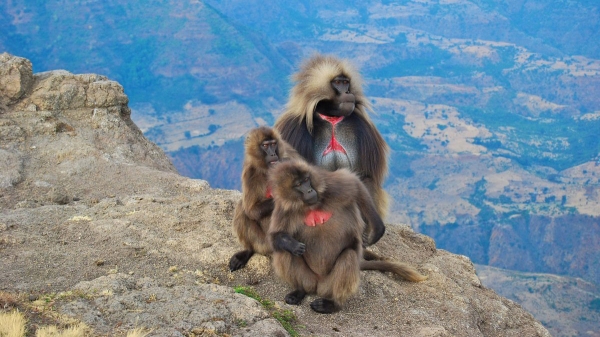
[268,160,427,314]
[229,124,381,271]
[228,126,300,272]
[275,54,390,220]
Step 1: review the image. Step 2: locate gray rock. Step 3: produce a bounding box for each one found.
[0,149,23,188]
[65,273,287,336]
[0,53,34,107]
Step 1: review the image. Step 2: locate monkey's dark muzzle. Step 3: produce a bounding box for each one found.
[337,93,355,116]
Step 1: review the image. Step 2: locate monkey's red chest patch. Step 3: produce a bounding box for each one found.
[304,209,333,227]
[265,185,273,199]
[318,114,347,156]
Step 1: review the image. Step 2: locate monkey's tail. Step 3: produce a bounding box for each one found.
[362,250,388,261]
[360,260,428,282]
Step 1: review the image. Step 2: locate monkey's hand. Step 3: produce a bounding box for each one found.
[290,241,306,256]
[272,232,306,256]
[258,199,275,220]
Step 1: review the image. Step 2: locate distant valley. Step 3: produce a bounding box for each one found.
[2,1,599,335]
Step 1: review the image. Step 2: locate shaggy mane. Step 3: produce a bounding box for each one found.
[284,54,372,133]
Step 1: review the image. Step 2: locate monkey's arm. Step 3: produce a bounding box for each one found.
[356,181,385,245]
[271,232,305,256]
[246,199,274,221]
[354,114,389,186]
[269,208,305,256]
[242,167,274,221]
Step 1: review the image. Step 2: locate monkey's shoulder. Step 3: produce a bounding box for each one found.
[321,169,363,197]
[242,165,268,182]
[275,114,308,136]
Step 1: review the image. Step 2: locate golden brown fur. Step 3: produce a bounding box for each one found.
[285,55,369,132]
[268,160,424,313]
[229,126,300,271]
[268,161,365,312]
[275,54,390,217]
[360,260,428,282]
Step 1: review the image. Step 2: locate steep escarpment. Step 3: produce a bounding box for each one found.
[0,53,551,336]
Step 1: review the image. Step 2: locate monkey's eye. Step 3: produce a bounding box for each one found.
[262,144,268,148]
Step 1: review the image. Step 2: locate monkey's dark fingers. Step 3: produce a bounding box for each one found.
[292,242,306,256]
[229,250,254,271]
[284,289,306,305]
[257,199,275,219]
[310,298,337,314]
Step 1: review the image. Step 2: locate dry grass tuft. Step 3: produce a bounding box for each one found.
[0,310,26,337]
[125,327,152,337]
[36,323,88,337]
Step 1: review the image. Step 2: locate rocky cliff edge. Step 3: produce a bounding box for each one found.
[0,53,551,337]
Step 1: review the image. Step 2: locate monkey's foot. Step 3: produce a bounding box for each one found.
[284,289,306,305]
[310,298,336,314]
[228,250,254,271]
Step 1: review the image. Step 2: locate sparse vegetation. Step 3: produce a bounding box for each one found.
[234,286,301,336]
[0,310,26,337]
[35,324,89,337]
[125,327,153,337]
[0,291,152,337]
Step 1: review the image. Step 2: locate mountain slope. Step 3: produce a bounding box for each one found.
[0,53,552,337]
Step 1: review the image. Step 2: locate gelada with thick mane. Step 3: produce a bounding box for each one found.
[275,54,389,218]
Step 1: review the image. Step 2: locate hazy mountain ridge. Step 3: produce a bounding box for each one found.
[477,264,600,337]
[0,0,294,113]
[3,1,600,335]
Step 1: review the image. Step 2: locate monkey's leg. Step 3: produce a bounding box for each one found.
[241,217,270,252]
[231,208,269,272]
[273,253,318,304]
[313,247,361,314]
[229,250,254,272]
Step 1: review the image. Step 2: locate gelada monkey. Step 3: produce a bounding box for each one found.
[275,54,389,219]
[229,126,299,271]
[268,160,427,313]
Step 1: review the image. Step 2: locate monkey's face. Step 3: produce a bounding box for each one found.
[328,75,355,117]
[261,139,279,166]
[294,173,318,205]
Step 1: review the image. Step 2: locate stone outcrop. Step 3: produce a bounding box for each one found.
[0,53,34,110]
[0,53,551,336]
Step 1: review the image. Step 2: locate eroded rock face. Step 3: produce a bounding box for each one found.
[27,71,128,110]
[0,53,175,210]
[0,54,551,337]
[0,53,34,109]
